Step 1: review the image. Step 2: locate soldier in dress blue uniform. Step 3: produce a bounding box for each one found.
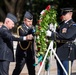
[46,8,76,75]
[0,13,33,75]
[12,11,36,75]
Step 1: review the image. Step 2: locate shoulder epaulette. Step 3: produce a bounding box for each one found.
[73,23,76,26]
[3,28,7,30]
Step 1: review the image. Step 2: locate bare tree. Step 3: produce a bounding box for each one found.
[0,0,26,22]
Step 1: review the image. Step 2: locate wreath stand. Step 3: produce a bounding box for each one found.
[37,41,71,75]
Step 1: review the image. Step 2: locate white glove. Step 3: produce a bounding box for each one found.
[46,30,52,37]
[25,34,33,40]
[49,23,56,32]
[49,23,54,30]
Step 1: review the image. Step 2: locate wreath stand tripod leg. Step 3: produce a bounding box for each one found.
[37,41,68,75]
[37,41,51,75]
[47,49,53,75]
[68,61,72,75]
[51,48,68,75]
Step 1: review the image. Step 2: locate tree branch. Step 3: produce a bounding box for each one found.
[4,0,17,13]
[0,7,6,21]
[16,0,25,21]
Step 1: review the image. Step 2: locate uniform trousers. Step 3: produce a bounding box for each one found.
[0,60,10,75]
[56,60,72,75]
[12,52,35,75]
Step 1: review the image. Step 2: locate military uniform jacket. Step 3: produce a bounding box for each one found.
[0,25,25,62]
[52,19,76,61]
[16,24,35,58]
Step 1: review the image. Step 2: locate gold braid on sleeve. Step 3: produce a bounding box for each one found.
[17,26,31,50]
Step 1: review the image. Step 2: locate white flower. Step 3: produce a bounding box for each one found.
[37,36,39,39]
[40,10,45,15]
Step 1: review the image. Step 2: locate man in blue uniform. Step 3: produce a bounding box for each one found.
[0,13,33,75]
[46,8,76,75]
[12,11,36,75]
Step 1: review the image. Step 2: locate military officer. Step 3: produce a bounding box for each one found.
[0,13,33,75]
[12,11,36,75]
[46,8,76,75]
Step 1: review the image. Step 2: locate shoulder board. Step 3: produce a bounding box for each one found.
[2,27,8,31]
[3,28,7,30]
[73,23,76,26]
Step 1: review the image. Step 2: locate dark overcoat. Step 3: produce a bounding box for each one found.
[52,19,76,61]
[16,24,35,60]
[0,25,25,62]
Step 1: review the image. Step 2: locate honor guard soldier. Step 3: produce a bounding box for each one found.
[46,8,76,75]
[12,11,36,75]
[0,13,33,75]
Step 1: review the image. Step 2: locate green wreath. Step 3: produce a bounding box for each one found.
[34,5,58,70]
